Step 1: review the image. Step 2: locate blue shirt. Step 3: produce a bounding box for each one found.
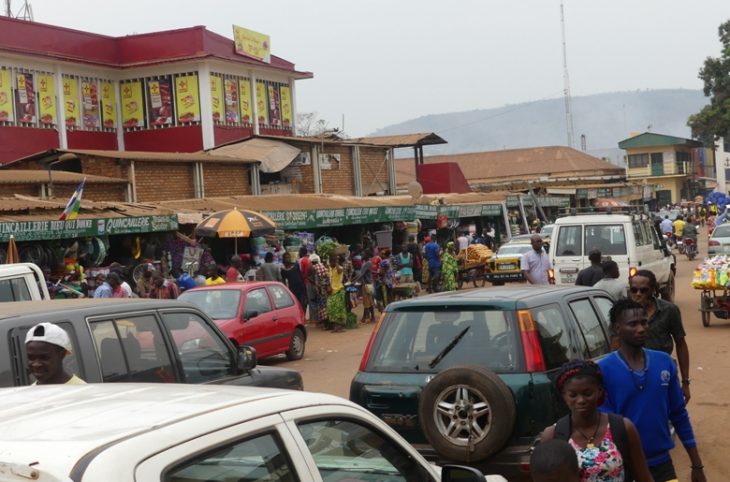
[598,349,696,467]
[424,241,441,268]
[660,218,673,234]
[93,282,112,298]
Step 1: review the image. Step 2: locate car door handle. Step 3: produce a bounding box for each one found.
[571,258,581,262]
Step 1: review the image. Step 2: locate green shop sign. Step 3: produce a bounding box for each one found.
[0,215,179,242]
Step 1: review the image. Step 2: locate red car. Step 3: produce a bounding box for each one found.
[179,282,307,361]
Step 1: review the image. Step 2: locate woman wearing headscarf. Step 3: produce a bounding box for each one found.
[311,254,330,329]
[442,241,458,291]
[326,255,347,332]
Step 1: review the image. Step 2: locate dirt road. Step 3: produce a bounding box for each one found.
[266,231,729,480]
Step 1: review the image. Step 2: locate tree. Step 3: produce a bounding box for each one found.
[687,20,730,146]
[295,112,330,136]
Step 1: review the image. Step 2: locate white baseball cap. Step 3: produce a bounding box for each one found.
[25,323,72,353]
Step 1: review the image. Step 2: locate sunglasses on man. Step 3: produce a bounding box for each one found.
[629,286,652,294]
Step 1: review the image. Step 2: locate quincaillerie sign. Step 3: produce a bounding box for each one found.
[0,215,178,242]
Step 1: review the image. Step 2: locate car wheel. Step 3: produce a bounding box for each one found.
[659,272,675,302]
[286,328,306,361]
[418,365,516,463]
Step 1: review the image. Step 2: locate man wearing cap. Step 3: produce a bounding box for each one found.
[25,322,85,385]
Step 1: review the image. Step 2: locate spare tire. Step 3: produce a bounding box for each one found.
[418,365,516,463]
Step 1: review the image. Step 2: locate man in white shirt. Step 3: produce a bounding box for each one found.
[457,231,470,252]
[520,234,551,285]
[593,260,627,301]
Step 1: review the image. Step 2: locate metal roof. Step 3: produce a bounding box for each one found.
[348,132,448,148]
[618,132,703,149]
[3,149,259,168]
[0,195,177,220]
[0,170,126,184]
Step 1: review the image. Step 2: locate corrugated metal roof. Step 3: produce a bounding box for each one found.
[618,132,703,149]
[0,195,177,219]
[349,132,448,148]
[395,146,625,186]
[3,149,259,167]
[0,170,126,184]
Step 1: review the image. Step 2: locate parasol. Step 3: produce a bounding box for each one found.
[4,235,19,264]
[593,198,629,209]
[194,208,277,253]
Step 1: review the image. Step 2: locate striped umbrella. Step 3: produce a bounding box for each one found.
[5,235,19,264]
[195,208,277,252]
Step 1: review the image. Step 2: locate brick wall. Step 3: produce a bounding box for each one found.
[1,184,40,196]
[203,163,251,197]
[360,146,390,194]
[81,156,129,179]
[54,183,127,202]
[134,162,195,201]
[320,145,354,195]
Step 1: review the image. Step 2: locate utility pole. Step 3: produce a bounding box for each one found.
[560,1,574,148]
[5,0,11,16]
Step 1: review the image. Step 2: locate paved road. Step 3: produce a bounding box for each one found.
[265,230,729,480]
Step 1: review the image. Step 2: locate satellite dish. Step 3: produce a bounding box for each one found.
[407,181,423,200]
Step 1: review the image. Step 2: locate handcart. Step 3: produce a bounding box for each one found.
[699,289,730,327]
[456,244,493,289]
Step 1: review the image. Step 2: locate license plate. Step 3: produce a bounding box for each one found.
[561,275,576,283]
[498,263,516,270]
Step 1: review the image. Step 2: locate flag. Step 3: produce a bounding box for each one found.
[59,178,86,221]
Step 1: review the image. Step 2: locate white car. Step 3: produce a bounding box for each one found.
[0,384,507,482]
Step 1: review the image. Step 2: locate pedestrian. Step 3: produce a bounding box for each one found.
[259,252,282,282]
[93,273,112,298]
[396,244,414,283]
[226,255,243,283]
[593,260,627,301]
[298,247,313,320]
[136,264,155,298]
[204,263,225,286]
[326,255,347,332]
[25,322,85,385]
[149,273,179,299]
[600,299,706,482]
[442,241,458,291]
[629,269,691,402]
[424,236,442,292]
[540,360,653,482]
[109,262,133,297]
[530,439,581,482]
[406,236,422,286]
[576,249,604,287]
[457,230,470,252]
[108,272,128,298]
[353,249,375,323]
[521,234,551,285]
[311,254,330,329]
[281,252,306,310]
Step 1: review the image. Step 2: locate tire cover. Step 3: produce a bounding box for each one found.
[418,364,516,463]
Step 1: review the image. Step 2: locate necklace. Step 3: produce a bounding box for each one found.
[574,412,602,449]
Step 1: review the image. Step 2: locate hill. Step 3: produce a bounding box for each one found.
[371,89,707,165]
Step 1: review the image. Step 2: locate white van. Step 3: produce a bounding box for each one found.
[549,212,676,300]
[0,263,50,301]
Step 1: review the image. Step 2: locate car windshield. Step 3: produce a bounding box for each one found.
[179,290,242,319]
[367,308,520,373]
[498,244,531,256]
[541,226,554,237]
[713,224,730,238]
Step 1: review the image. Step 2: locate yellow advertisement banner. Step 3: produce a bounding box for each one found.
[255,81,268,126]
[37,74,56,125]
[174,74,200,123]
[210,75,224,122]
[238,79,253,124]
[279,85,292,129]
[0,70,14,122]
[100,81,117,128]
[121,80,144,128]
[62,77,80,128]
[232,25,271,63]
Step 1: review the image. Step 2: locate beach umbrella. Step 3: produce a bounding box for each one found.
[5,235,19,264]
[593,198,629,209]
[194,208,277,253]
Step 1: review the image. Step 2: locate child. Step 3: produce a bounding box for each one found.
[530,439,580,482]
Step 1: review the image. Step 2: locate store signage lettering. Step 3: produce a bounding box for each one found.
[0,215,178,242]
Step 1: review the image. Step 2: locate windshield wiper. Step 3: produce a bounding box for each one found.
[428,326,470,369]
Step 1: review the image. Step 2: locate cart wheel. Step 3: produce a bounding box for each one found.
[701,293,712,327]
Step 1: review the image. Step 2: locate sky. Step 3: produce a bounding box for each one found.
[18,0,730,137]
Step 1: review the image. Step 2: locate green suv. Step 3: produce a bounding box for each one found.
[349,286,615,479]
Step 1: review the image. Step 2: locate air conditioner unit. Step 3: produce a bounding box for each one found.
[291,152,311,166]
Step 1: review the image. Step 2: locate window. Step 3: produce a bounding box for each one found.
[166,432,296,482]
[628,154,649,168]
[593,296,615,326]
[584,225,626,256]
[179,289,241,320]
[568,299,609,357]
[161,312,234,383]
[245,289,273,317]
[90,316,175,383]
[556,225,582,256]
[632,222,645,247]
[12,322,84,385]
[531,304,580,369]
[298,419,433,482]
[268,285,295,309]
[0,278,32,302]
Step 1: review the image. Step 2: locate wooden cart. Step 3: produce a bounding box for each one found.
[698,289,730,327]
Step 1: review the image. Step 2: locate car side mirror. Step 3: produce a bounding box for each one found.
[440,465,488,482]
[243,310,259,321]
[237,345,257,372]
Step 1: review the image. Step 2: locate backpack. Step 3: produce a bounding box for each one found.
[554,412,632,481]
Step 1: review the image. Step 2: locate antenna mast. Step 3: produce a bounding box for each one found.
[4,0,33,20]
[560,1,574,148]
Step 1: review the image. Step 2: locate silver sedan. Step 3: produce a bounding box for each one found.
[709,223,730,256]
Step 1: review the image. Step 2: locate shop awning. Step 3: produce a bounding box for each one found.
[209,138,301,173]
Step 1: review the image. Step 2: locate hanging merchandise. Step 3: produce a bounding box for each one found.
[436,213,449,229]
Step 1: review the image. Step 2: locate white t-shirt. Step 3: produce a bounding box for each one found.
[520,248,551,285]
[593,278,627,301]
[457,235,470,251]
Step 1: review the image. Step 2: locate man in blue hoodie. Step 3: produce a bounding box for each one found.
[600,298,705,482]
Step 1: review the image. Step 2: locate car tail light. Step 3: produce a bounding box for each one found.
[517,310,546,372]
[628,266,638,278]
[709,240,720,246]
[358,312,386,371]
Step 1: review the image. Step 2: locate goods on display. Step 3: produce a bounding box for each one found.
[460,244,494,267]
[691,255,730,289]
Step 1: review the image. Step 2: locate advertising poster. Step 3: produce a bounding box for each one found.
[224,78,239,123]
[210,75,224,123]
[238,79,252,124]
[267,84,281,126]
[147,76,173,126]
[100,81,117,128]
[174,74,200,123]
[62,76,80,128]
[279,85,292,128]
[255,81,268,126]
[81,80,100,129]
[121,80,144,128]
[37,74,56,125]
[15,72,35,123]
[232,25,271,63]
[0,69,14,122]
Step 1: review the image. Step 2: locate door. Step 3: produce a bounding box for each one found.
[584,223,629,281]
[266,284,300,354]
[552,225,583,285]
[241,287,277,357]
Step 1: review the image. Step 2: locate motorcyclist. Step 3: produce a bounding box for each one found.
[683,215,698,243]
[660,215,673,236]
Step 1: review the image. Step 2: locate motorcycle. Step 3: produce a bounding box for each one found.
[675,236,685,254]
[684,237,697,261]
[663,232,675,250]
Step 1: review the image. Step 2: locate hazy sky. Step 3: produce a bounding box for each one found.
[20,0,730,136]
